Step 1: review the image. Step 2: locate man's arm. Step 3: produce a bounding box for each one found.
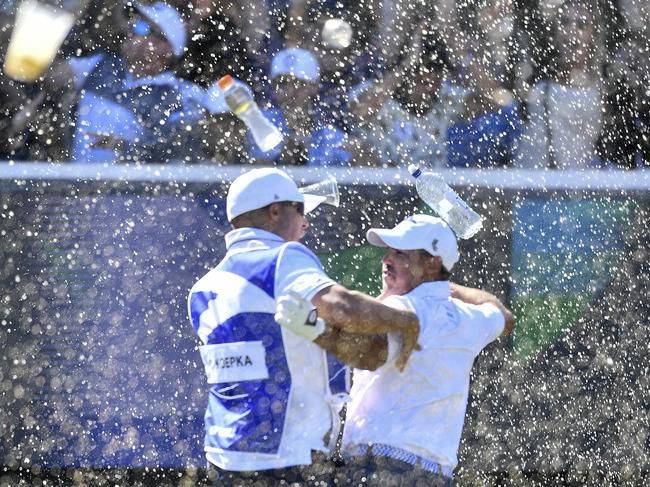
[275,285,419,371]
[450,283,516,336]
[315,328,388,371]
[312,284,420,371]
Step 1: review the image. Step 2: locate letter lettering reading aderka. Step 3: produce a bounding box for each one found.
[214,355,253,369]
[200,342,268,384]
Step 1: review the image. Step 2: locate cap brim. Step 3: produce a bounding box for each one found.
[366,228,418,250]
[303,193,327,214]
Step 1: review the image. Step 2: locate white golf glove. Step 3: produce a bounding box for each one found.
[275,290,325,341]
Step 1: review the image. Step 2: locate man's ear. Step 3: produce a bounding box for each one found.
[425,255,444,279]
[267,203,284,222]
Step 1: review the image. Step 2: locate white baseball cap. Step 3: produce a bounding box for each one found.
[366,214,460,270]
[270,48,320,82]
[226,168,324,222]
[134,1,186,57]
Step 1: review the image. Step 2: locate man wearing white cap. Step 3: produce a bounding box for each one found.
[187,168,420,485]
[339,214,515,486]
[66,1,223,164]
[248,47,351,166]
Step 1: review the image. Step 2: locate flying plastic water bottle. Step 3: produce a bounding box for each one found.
[217,75,283,152]
[408,164,483,239]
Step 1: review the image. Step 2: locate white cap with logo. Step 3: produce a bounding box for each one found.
[366,214,460,271]
[226,168,325,222]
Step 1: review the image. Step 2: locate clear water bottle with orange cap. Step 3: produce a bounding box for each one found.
[217,75,283,152]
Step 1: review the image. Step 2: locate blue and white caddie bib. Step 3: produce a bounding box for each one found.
[188,229,348,471]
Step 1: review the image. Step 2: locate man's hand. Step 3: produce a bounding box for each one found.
[396,318,422,372]
[275,291,325,341]
[376,293,421,370]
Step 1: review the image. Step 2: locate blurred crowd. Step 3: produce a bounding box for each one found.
[0,0,649,168]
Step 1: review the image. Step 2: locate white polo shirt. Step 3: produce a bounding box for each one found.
[342,280,505,469]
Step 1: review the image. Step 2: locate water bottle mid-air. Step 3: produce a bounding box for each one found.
[217,75,283,152]
[408,165,483,239]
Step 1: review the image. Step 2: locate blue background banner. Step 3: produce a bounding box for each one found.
[511,198,635,358]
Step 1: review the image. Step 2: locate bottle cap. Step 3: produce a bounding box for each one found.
[217,75,234,91]
[408,164,422,178]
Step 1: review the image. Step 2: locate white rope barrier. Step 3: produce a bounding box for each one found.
[1,162,650,191]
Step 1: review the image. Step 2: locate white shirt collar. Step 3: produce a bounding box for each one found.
[224,227,286,251]
[407,280,451,299]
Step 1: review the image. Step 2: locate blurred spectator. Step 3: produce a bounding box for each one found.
[173,0,261,88]
[374,0,458,68]
[347,25,462,168]
[67,1,221,164]
[283,0,380,66]
[304,16,383,133]
[310,28,354,132]
[597,0,650,168]
[249,47,351,166]
[460,0,533,109]
[515,0,605,169]
[283,0,378,46]
[268,0,381,126]
[446,42,523,168]
[358,0,523,168]
[373,0,423,67]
